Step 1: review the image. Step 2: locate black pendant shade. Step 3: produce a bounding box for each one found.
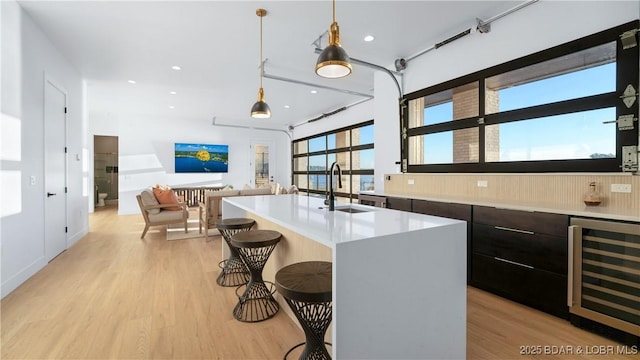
[316,43,352,78]
[251,88,271,118]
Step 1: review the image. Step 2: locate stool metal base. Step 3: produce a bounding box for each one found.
[284,341,332,360]
[231,233,281,322]
[216,224,253,287]
[216,258,250,287]
[283,299,333,360]
[233,280,279,322]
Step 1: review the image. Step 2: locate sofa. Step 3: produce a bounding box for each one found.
[198,187,272,240]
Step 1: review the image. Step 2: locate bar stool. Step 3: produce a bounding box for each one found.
[230,229,281,322]
[275,261,333,360]
[215,218,255,287]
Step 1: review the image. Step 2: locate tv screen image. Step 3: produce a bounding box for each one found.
[175,143,229,173]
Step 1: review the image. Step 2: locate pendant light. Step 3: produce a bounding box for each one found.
[251,8,271,119]
[315,0,352,78]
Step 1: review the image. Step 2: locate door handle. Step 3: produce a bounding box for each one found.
[47,192,56,197]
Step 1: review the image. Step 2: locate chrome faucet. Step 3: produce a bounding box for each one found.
[325,161,342,211]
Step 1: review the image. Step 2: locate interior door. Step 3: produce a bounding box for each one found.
[250,140,275,188]
[44,79,67,261]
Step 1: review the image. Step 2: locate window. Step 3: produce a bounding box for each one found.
[402,21,638,173]
[292,120,374,201]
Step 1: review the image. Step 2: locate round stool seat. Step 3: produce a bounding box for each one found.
[216,218,255,230]
[275,261,333,359]
[215,218,255,287]
[230,229,281,249]
[275,261,332,303]
[230,229,282,322]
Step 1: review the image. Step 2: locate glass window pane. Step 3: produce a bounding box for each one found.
[486,42,616,114]
[409,128,479,165]
[328,130,350,150]
[309,136,326,152]
[353,174,375,192]
[487,107,616,162]
[352,149,374,170]
[408,82,478,128]
[294,174,308,189]
[338,174,351,195]
[309,174,327,191]
[335,152,349,171]
[294,157,307,172]
[352,124,374,146]
[309,155,326,171]
[293,140,307,155]
[327,153,336,167]
[424,102,452,126]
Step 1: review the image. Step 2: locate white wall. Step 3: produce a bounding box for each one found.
[1,0,87,297]
[88,110,291,215]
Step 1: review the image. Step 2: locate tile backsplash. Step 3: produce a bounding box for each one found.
[384,173,639,212]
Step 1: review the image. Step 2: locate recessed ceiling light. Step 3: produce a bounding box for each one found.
[169,91,177,95]
[169,106,175,109]
[127,80,136,84]
[171,66,181,70]
[310,90,318,94]
[364,35,375,42]
[284,105,290,109]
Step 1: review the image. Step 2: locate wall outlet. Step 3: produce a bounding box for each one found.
[408,179,415,185]
[30,176,36,185]
[611,183,632,193]
[477,180,488,188]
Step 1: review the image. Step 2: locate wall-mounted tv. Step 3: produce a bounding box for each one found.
[175,143,228,173]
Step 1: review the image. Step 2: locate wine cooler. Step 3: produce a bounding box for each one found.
[569,218,640,337]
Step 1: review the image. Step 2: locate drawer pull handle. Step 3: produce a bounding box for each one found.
[494,257,534,270]
[494,226,534,235]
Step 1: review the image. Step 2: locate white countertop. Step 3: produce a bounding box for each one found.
[360,191,640,222]
[223,194,464,248]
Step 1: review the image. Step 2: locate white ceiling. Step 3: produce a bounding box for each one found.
[18,0,517,129]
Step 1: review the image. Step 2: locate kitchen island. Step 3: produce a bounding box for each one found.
[223,194,467,359]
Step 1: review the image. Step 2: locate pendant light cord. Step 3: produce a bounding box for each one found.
[332,0,336,23]
[259,14,264,89]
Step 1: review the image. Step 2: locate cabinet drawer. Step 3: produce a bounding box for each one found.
[385,197,412,212]
[412,199,471,221]
[471,253,568,318]
[473,206,568,236]
[472,223,567,274]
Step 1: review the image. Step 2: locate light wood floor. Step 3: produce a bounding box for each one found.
[1,206,636,359]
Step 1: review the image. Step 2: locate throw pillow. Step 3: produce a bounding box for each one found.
[154,183,171,190]
[152,187,182,211]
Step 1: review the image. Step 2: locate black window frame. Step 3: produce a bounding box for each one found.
[401,20,639,173]
[292,120,375,201]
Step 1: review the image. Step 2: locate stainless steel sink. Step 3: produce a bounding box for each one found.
[334,206,370,214]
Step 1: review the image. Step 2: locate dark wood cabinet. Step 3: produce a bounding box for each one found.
[473,206,568,236]
[471,253,568,318]
[412,199,471,221]
[385,197,412,212]
[470,206,569,319]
